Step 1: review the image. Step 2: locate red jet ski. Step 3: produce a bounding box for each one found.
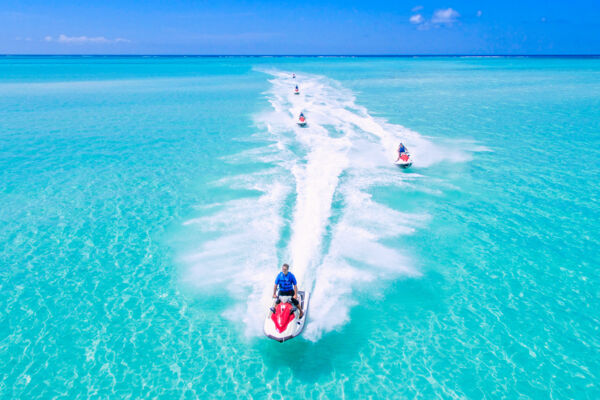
[394,152,412,168]
[294,85,300,95]
[263,291,309,342]
[297,112,307,127]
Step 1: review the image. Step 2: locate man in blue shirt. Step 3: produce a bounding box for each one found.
[396,142,409,162]
[271,263,304,319]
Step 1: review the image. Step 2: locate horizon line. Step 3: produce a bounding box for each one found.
[1,54,600,58]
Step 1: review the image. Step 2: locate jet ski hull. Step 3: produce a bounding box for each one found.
[395,161,412,168]
[297,121,307,127]
[264,291,309,342]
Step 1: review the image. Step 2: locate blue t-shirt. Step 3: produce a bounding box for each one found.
[275,272,297,292]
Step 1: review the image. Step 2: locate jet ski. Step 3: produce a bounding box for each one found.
[297,112,307,127]
[395,152,412,168]
[292,73,296,79]
[294,85,300,95]
[264,291,309,342]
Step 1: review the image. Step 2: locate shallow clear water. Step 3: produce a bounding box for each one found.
[1,56,599,399]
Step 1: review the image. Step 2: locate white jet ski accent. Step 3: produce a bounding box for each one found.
[264,291,309,342]
[394,152,412,168]
[297,113,307,127]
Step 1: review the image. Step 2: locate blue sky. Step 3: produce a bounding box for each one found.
[1,0,599,54]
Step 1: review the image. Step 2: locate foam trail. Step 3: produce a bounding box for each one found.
[182,177,291,335]
[304,180,425,340]
[181,70,475,340]
[253,70,428,339]
[287,135,351,285]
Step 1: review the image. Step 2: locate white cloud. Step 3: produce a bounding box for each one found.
[409,14,424,24]
[58,34,109,43]
[44,34,130,44]
[477,10,483,17]
[431,8,460,24]
[409,7,461,29]
[411,5,423,12]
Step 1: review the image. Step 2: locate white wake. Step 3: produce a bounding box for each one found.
[181,70,469,340]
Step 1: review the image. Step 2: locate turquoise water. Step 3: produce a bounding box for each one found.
[1,56,599,399]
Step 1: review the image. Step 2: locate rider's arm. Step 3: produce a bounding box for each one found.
[293,285,298,298]
[273,284,278,298]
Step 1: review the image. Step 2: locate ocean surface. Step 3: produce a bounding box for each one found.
[1,56,599,399]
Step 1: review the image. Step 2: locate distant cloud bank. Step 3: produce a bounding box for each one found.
[44,34,130,44]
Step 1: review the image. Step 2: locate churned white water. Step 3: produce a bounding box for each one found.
[181,70,469,339]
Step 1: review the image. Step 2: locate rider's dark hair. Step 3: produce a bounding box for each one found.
[282,263,289,268]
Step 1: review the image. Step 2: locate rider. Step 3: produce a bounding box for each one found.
[271,263,304,319]
[396,142,408,161]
